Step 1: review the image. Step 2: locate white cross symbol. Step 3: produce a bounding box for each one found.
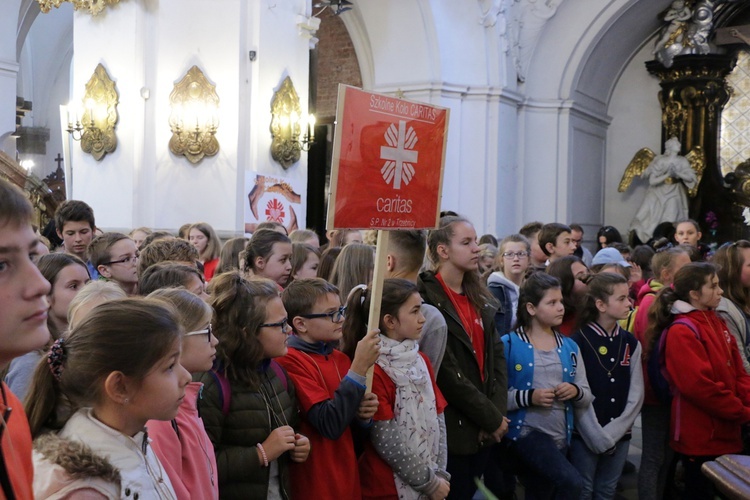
[380,120,418,190]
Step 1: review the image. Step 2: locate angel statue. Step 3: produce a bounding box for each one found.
[653,0,693,67]
[619,137,706,243]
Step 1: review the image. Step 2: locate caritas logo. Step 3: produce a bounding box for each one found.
[265,198,286,223]
[380,120,418,190]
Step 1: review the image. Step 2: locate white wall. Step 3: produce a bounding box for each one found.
[0,0,22,145]
[17,4,72,181]
[68,0,311,233]
[3,0,683,243]
[605,39,663,236]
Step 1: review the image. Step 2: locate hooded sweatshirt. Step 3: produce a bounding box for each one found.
[664,301,750,456]
[487,271,519,337]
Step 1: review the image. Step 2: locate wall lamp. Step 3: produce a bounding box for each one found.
[270,76,315,169]
[66,63,119,161]
[168,66,220,164]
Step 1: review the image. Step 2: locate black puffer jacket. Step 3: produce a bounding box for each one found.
[197,362,298,500]
[419,271,508,455]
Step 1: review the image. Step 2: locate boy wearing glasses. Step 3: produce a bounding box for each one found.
[278,278,380,499]
[89,232,139,295]
[0,179,52,498]
[55,200,99,279]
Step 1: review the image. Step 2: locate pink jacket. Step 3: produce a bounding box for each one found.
[149,382,218,499]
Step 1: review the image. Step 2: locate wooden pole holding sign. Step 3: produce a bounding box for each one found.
[327,84,450,391]
[364,230,390,389]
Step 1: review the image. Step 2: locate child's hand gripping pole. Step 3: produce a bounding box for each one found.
[365,230,390,391]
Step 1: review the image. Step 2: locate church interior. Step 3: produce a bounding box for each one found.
[4,0,750,245]
[7,2,750,499]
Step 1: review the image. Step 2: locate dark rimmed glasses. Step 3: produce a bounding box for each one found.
[185,323,213,342]
[260,318,292,334]
[502,251,530,259]
[299,306,346,323]
[102,254,139,266]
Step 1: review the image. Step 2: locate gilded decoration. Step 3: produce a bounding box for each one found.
[270,77,303,169]
[80,64,119,161]
[168,66,220,164]
[663,100,688,138]
[37,0,120,16]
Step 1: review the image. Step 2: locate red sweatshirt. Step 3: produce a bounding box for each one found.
[665,308,750,456]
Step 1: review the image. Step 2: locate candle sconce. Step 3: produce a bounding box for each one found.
[66,63,119,161]
[270,76,315,169]
[168,66,220,164]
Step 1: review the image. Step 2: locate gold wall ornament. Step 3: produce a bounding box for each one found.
[662,100,688,139]
[270,76,315,169]
[168,66,220,164]
[66,63,119,161]
[37,0,120,16]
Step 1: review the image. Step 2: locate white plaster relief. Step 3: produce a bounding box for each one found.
[479,0,563,82]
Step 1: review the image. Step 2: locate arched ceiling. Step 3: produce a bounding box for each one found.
[525,0,672,115]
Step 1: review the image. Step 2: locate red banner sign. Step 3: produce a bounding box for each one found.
[327,86,449,230]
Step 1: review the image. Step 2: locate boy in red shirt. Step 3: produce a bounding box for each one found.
[0,178,52,499]
[278,278,380,499]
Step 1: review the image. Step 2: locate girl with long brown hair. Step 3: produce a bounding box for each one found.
[713,240,750,373]
[195,272,309,498]
[645,262,750,499]
[418,215,508,499]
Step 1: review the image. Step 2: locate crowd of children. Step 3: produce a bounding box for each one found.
[2,177,750,499]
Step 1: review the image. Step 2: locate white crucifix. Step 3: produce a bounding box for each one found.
[380,120,418,190]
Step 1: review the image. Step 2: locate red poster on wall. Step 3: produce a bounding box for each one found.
[327,85,449,230]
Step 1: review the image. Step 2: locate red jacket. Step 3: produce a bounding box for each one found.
[0,382,34,500]
[665,308,750,456]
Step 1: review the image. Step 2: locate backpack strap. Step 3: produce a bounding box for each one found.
[661,317,700,442]
[270,360,288,392]
[208,362,287,418]
[207,368,232,417]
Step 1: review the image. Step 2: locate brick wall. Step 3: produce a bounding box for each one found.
[313,11,362,122]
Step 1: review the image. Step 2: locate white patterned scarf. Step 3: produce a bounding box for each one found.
[376,335,440,499]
